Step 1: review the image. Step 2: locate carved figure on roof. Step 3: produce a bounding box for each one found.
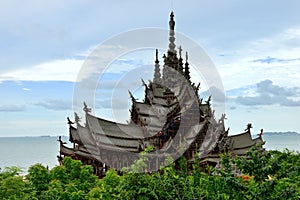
[205,95,211,104]
[128,90,136,102]
[244,123,253,132]
[141,79,149,91]
[83,102,92,113]
[67,117,74,124]
[258,128,263,138]
[74,112,81,123]
[218,114,227,124]
[57,136,67,145]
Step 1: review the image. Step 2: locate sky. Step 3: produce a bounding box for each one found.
[0,0,300,137]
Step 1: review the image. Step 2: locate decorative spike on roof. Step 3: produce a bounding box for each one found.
[185,51,188,62]
[178,46,184,73]
[67,117,74,125]
[74,112,81,123]
[155,49,159,64]
[83,101,91,113]
[141,78,146,86]
[178,46,182,58]
[184,51,191,81]
[128,90,136,102]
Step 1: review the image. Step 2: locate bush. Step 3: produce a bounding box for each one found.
[0,148,299,199]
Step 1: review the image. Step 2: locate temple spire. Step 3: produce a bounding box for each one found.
[153,49,161,84]
[168,11,176,53]
[184,51,191,81]
[155,49,159,64]
[178,46,182,58]
[178,46,184,73]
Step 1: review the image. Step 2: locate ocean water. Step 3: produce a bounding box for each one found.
[0,135,299,171]
[262,134,300,152]
[0,136,64,172]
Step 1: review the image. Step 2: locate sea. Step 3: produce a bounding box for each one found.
[0,134,299,172]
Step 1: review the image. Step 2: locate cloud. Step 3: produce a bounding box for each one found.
[213,26,300,90]
[0,104,26,112]
[35,99,72,111]
[76,46,156,83]
[200,86,225,103]
[0,59,83,82]
[232,80,300,107]
[95,98,129,110]
[0,48,154,83]
[251,56,300,64]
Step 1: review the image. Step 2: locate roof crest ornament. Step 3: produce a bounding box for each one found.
[74,112,81,123]
[244,123,253,132]
[83,101,92,113]
[178,46,182,58]
[128,90,136,102]
[67,117,74,125]
[205,95,211,104]
[184,51,191,81]
[186,51,188,62]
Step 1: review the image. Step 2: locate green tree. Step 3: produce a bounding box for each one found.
[0,167,27,200]
[26,164,50,196]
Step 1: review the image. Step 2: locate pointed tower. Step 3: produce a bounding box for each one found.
[162,12,179,85]
[184,51,191,81]
[153,49,161,84]
[162,54,167,80]
[178,46,184,74]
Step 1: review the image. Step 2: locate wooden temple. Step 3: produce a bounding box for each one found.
[58,12,264,177]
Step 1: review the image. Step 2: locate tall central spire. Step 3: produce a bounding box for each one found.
[168,11,176,53]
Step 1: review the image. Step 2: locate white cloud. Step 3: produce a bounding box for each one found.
[212,26,300,90]
[34,99,72,111]
[0,59,83,82]
[75,45,158,82]
[0,104,26,112]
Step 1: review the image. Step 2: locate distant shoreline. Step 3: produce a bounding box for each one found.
[263,131,300,136]
[0,135,68,138]
[0,132,299,138]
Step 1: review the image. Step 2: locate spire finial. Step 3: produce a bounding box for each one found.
[184,51,191,81]
[186,51,188,62]
[169,11,175,30]
[178,46,182,58]
[168,11,176,53]
[153,49,161,83]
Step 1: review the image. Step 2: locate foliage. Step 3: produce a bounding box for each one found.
[0,148,299,199]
